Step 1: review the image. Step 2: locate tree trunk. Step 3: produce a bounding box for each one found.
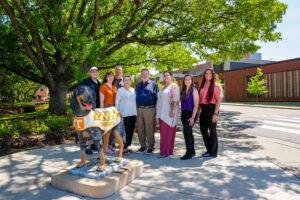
[48,81,68,115]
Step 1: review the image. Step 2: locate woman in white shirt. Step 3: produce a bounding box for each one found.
[156,71,180,158]
[115,75,137,154]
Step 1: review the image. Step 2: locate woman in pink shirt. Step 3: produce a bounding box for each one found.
[198,69,223,158]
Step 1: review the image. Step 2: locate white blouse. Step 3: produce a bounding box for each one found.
[115,87,137,117]
[156,83,180,127]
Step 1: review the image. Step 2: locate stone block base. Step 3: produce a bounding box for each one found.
[51,157,143,198]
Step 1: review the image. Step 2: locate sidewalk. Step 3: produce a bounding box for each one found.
[1,129,300,200]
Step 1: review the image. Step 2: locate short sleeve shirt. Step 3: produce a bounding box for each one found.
[199,83,223,104]
[99,83,117,107]
[135,80,159,106]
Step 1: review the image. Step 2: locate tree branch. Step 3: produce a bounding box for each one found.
[99,0,124,21]
[0,0,55,87]
[12,0,44,60]
[37,0,59,51]
[12,0,54,75]
[0,0,40,68]
[90,0,101,38]
[77,0,88,22]
[126,2,161,35]
[0,57,44,84]
[64,0,79,37]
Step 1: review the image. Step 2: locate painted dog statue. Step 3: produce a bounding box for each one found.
[71,85,124,171]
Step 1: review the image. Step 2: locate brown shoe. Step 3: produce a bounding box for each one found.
[136,147,146,153]
[145,149,154,154]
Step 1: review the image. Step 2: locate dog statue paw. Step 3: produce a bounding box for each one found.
[115,157,122,163]
[96,165,105,172]
[76,162,85,168]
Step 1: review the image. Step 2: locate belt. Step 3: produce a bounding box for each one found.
[137,105,155,109]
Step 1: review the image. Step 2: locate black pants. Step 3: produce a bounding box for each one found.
[200,104,218,156]
[123,115,136,149]
[181,110,195,157]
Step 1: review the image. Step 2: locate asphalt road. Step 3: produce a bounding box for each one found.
[201,104,300,178]
[219,105,300,144]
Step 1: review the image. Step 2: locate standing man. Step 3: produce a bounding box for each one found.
[80,66,101,108]
[135,69,159,154]
[115,65,123,89]
[80,66,101,154]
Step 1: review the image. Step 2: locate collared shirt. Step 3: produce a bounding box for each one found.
[135,79,159,106]
[80,77,101,108]
[99,83,117,107]
[116,78,123,89]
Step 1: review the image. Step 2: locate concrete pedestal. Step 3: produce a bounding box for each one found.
[51,157,143,198]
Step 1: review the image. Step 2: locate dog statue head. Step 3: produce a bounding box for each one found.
[71,85,96,116]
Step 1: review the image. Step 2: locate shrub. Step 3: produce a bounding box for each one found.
[0,121,20,138]
[46,115,72,132]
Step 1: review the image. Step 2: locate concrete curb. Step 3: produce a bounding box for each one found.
[223,103,300,110]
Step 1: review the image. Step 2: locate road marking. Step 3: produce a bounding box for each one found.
[263,120,300,129]
[272,118,300,123]
[259,125,300,135]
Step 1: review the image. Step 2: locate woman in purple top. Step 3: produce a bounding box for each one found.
[180,75,199,160]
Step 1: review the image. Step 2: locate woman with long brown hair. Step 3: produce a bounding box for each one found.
[198,69,223,158]
[99,71,118,153]
[180,75,199,160]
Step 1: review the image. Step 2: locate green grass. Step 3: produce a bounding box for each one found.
[0,108,49,121]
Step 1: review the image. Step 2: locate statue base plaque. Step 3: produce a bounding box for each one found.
[51,157,143,198]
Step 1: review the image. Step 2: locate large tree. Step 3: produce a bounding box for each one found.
[0,0,286,114]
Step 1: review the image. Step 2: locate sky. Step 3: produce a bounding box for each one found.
[256,0,300,61]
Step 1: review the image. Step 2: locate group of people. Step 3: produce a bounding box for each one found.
[80,65,223,160]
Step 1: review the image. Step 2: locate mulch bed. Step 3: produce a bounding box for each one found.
[0,127,77,157]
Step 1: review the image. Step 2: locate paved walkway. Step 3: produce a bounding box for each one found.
[1,126,300,200]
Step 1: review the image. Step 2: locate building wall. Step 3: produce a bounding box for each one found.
[32,85,49,102]
[219,58,300,102]
[176,58,300,102]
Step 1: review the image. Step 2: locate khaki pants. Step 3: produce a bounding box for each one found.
[137,107,156,150]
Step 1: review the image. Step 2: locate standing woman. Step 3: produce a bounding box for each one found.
[99,71,118,153]
[180,75,199,160]
[156,71,180,158]
[115,75,137,155]
[198,69,223,158]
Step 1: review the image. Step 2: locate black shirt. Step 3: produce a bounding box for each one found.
[80,77,101,108]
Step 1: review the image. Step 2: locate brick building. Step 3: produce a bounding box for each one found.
[32,85,49,102]
[177,58,300,102]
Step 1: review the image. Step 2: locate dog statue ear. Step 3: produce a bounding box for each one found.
[70,88,77,112]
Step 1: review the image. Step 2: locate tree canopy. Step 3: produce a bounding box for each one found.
[0,0,287,114]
